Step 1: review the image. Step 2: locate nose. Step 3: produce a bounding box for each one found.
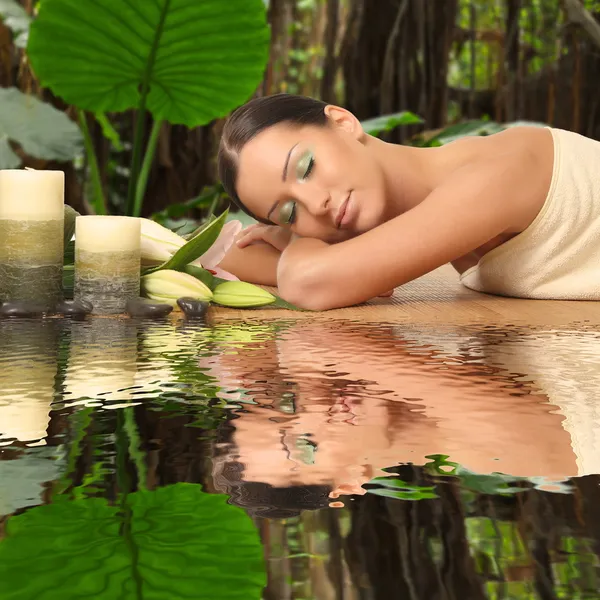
[292,181,331,217]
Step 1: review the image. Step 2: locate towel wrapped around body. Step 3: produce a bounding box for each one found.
[461,127,600,300]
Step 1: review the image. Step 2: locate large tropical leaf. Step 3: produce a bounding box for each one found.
[0,483,266,599]
[0,0,31,48]
[27,0,270,127]
[361,111,424,137]
[0,87,84,169]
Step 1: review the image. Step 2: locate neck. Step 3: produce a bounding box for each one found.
[366,136,439,218]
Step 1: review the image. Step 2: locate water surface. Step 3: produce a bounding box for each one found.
[1,315,599,598]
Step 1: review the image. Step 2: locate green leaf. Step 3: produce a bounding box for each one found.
[0,483,266,599]
[63,204,80,250]
[94,112,123,151]
[148,209,229,273]
[151,185,225,225]
[27,0,271,128]
[183,264,216,290]
[0,87,84,168]
[269,296,306,311]
[427,120,505,145]
[0,134,20,168]
[0,0,31,48]
[361,111,424,137]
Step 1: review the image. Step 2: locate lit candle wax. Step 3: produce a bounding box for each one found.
[0,169,65,310]
[74,216,141,315]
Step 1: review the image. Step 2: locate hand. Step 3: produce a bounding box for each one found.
[235,224,293,253]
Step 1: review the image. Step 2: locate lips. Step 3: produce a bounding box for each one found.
[335,193,351,229]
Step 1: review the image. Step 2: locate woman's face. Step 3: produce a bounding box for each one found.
[235,106,388,243]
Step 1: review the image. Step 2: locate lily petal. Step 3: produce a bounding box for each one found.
[210,266,239,281]
[194,220,243,269]
[140,238,175,266]
[140,218,186,248]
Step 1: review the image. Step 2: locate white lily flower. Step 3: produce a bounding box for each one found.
[139,218,242,281]
[141,269,213,306]
[140,219,186,266]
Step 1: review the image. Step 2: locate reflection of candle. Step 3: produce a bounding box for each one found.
[74,216,141,314]
[0,169,64,310]
[0,321,59,445]
[63,320,139,408]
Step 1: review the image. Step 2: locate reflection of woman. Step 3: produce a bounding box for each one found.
[207,322,577,514]
[218,94,600,309]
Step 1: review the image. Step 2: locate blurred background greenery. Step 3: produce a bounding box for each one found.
[1,0,599,230]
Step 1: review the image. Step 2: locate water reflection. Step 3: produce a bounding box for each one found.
[205,321,578,502]
[0,316,600,598]
[0,320,59,446]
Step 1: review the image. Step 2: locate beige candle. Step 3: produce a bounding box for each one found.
[74,216,141,315]
[0,169,64,310]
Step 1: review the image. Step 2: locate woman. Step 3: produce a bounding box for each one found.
[217,93,600,310]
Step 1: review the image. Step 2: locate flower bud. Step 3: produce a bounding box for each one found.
[141,269,213,306]
[139,218,185,266]
[212,281,276,308]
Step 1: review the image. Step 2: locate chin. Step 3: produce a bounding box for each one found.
[353,196,385,234]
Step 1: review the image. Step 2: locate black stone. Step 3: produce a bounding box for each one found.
[56,299,93,317]
[126,298,173,319]
[0,301,47,318]
[176,297,210,318]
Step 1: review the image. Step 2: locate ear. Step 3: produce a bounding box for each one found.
[324,105,364,140]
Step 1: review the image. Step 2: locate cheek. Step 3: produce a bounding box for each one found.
[295,220,337,242]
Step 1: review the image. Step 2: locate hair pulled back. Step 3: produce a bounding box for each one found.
[218,93,328,223]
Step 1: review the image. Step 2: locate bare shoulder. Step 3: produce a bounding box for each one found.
[439,126,553,231]
[442,125,552,160]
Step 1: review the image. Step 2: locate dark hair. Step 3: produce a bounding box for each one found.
[218,93,329,223]
[212,415,333,519]
[214,460,333,519]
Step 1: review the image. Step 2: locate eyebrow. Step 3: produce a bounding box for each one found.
[266,143,298,222]
[282,143,298,181]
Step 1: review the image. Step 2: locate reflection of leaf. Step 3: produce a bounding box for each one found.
[367,476,438,501]
[423,454,569,496]
[456,470,523,495]
[0,87,84,168]
[0,483,266,599]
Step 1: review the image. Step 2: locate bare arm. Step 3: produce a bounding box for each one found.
[217,241,281,286]
[277,152,541,310]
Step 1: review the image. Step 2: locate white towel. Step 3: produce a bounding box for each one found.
[461,128,600,300]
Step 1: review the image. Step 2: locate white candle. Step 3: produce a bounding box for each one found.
[0,169,65,310]
[74,216,141,315]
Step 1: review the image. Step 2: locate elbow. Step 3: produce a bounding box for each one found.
[278,265,339,311]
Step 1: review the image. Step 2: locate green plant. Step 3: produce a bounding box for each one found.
[27,0,270,217]
[0,484,266,599]
[0,0,31,48]
[361,111,424,137]
[0,87,83,169]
